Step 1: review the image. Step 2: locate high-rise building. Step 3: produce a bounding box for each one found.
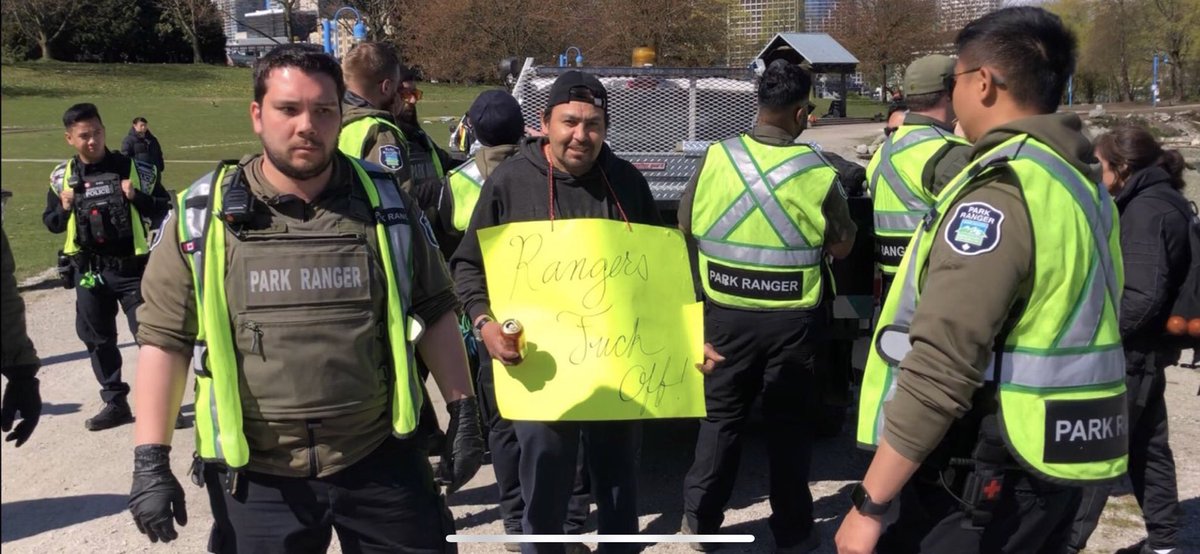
[804,0,839,33]
[217,0,323,58]
[727,0,804,66]
[215,0,262,40]
[937,0,1000,35]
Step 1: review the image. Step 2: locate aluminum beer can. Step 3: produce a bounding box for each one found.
[501,319,526,358]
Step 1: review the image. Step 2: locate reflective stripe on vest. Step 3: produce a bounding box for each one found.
[339,116,408,163]
[868,125,968,274]
[857,134,1127,485]
[55,159,153,256]
[691,135,836,310]
[421,133,446,179]
[447,159,483,232]
[178,157,421,469]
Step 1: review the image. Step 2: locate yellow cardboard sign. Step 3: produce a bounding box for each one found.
[479,219,706,421]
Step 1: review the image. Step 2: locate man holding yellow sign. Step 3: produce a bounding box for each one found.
[451,70,717,553]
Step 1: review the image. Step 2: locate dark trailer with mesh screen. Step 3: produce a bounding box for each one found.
[511,63,759,219]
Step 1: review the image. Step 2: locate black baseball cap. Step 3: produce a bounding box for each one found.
[468,90,524,147]
[546,70,607,112]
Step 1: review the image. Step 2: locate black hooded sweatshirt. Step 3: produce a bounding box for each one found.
[450,137,663,321]
[1113,165,1192,367]
[121,127,165,172]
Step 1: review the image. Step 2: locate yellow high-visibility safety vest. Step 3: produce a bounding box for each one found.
[858,134,1128,485]
[867,124,969,275]
[690,135,839,310]
[445,159,483,232]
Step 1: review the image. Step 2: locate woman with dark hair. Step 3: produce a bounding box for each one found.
[1069,124,1189,554]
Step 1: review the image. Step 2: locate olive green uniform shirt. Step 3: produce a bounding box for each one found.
[883,113,1100,463]
[137,154,458,476]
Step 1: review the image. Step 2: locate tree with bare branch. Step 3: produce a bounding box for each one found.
[576,0,733,67]
[158,0,220,63]
[405,0,572,82]
[829,0,947,97]
[1,0,82,61]
[340,0,405,42]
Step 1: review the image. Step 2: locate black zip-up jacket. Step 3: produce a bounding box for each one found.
[121,128,165,172]
[451,137,663,321]
[43,150,172,258]
[1114,165,1192,367]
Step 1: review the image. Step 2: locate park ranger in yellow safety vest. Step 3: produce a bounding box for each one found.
[678,60,858,550]
[338,41,415,191]
[868,55,970,295]
[836,8,1128,554]
[127,45,483,550]
[432,90,525,259]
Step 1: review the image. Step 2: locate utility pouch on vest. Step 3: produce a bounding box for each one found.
[73,174,133,248]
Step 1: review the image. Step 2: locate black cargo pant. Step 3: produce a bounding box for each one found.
[477,348,592,535]
[1069,359,1181,552]
[203,437,455,554]
[74,257,145,404]
[682,304,824,548]
[877,463,1082,554]
[513,418,641,554]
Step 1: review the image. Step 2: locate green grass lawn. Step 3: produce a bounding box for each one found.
[2,62,885,279]
[2,61,490,279]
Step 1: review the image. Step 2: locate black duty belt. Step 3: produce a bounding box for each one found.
[71,252,148,273]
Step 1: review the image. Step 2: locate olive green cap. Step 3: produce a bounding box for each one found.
[903,55,956,96]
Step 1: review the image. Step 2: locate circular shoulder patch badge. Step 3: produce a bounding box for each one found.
[943,201,1004,256]
[379,144,404,170]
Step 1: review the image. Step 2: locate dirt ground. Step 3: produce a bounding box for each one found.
[2,123,1197,553]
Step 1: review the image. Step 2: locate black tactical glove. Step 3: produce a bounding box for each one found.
[438,397,484,494]
[1,375,41,447]
[129,444,187,543]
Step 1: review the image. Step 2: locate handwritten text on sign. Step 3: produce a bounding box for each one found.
[479,219,705,421]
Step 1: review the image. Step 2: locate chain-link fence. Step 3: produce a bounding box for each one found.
[511,62,759,205]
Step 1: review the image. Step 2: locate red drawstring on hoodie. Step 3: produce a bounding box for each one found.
[543,143,631,231]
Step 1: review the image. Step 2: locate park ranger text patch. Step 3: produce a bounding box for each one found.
[1043,394,1128,463]
[243,251,371,308]
[707,261,804,301]
[379,145,404,170]
[944,201,1004,256]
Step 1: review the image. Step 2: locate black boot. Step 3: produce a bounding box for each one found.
[85,399,134,431]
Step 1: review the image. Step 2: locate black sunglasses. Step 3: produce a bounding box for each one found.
[944,67,1007,94]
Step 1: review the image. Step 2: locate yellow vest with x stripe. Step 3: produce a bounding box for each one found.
[690,135,839,310]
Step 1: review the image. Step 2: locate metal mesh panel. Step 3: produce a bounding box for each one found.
[512,65,758,154]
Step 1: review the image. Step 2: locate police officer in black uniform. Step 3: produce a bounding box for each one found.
[43,103,171,431]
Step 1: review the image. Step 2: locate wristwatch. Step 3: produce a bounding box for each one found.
[850,482,893,517]
[472,315,494,341]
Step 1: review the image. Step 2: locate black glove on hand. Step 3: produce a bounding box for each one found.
[129,444,187,543]
[439,397,484,494]
[1,376,41,447]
